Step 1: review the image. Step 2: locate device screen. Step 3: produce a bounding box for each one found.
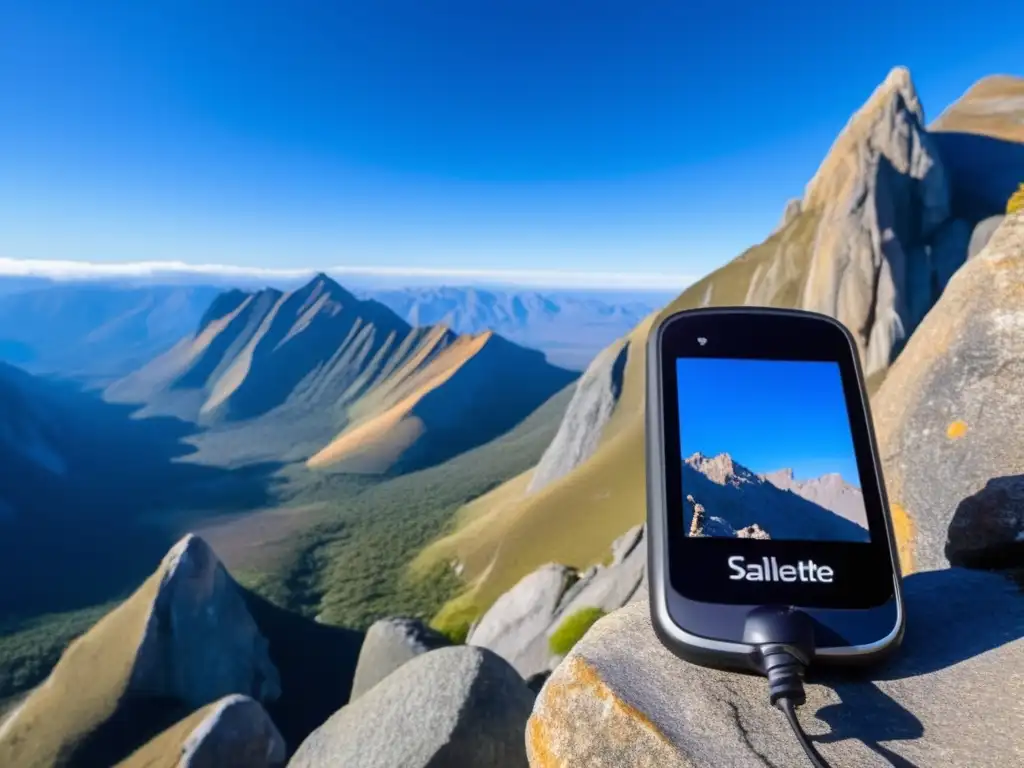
[655,308,896,611]
[676,358,871,545]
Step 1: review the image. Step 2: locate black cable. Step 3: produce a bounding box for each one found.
[777,695,832,768]
[742,606,835,768]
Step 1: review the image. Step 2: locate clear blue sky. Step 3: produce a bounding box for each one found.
[677,358,861,487]
[1,1,1022,287]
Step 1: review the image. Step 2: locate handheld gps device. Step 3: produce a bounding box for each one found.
[645,307,905,767]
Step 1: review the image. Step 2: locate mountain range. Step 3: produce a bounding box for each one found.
[104,274,577,474]
[0,277,668,378]
[361,286,669,370]
[0,284,223,382]
[0,272,577,629]
[682,452,869,542]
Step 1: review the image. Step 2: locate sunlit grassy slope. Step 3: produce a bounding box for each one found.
[416,211,821,623]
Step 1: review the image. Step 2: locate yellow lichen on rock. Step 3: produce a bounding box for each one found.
[889,502,916,576]
[526,656,684,768]
[1007,183,1024,215]
[946,420,968,440]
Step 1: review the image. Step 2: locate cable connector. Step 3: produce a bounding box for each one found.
[743,606,834,768]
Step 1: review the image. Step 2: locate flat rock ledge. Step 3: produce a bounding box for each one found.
[528,568,1024,767]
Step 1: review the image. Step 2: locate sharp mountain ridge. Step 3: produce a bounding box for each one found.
[683,451,870,542]
[105,273,578,474]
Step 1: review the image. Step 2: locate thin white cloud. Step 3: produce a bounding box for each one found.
[0,257,696,291]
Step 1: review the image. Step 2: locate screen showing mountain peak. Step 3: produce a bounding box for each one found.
[675,357,870,544]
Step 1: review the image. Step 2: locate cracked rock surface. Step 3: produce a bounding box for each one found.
[527,568,1024,767]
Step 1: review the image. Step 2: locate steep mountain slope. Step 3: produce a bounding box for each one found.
[364,286,670,370]
[107,274,577,474]
[306,330,575,475]
[761,468,868,529]
[0,284,221,382]
[418,67,1013,623]
[682,453,868,542]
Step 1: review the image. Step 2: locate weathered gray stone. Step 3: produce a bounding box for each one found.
[968,215,1005,259]
[468,564,574,679]
[349,617,450,702]
[130,534,282,708]
[874,211,1024,574]
[610,524,644,566]
[946,475,1024,569]
[800,66,952,377]
[179,694,286,768]
[528,568,1024,767]
[553,528,646,623]
[527,340,629,494]
[290,646,533,768]
[468,527,652,682]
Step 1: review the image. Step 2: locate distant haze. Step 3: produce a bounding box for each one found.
[0,276,668,377]
[0,257,696,293]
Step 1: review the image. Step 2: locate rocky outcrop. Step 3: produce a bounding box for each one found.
[526,340,629,494]
[130,535,281,707]
[118,694,285,768]
[0,534,280,768]
[553,525,646,622]
[349,617,450,702]
[799,66,955,376]
[946,475,1024,569]
[467,565,576,679]
[686,497,737,538]
[874,211,1024,574]
[528,568,1024,767]
[469,527,648,680]
[289,646,534,768]
[610,524,644,566]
